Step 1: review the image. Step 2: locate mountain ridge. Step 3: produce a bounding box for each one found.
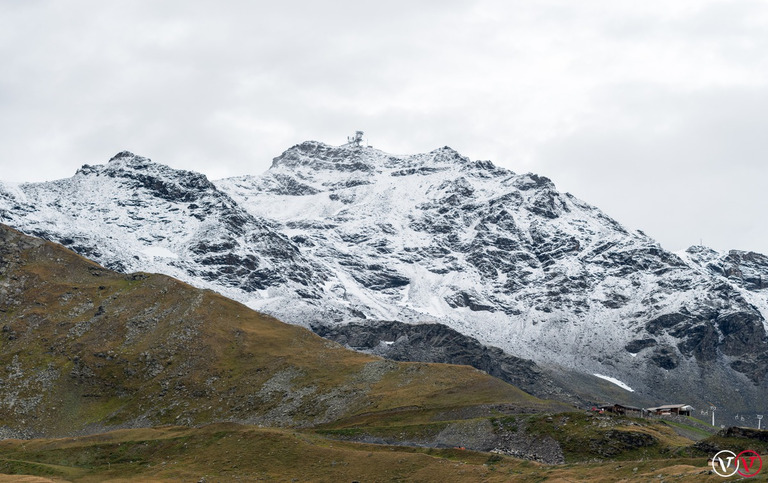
[1,141,767,420]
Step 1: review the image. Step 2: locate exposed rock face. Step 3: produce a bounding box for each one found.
[333,416,567,465]
[685,246,768,292]
[717,426,768,442]
[0,152,328,299]
[313,320,581,406]
[2,142,768,419]
[624,338,657,354]
[650,346,679,370]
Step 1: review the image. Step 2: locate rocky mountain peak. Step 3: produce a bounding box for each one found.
[75,151,149,176]
[109,150,140,161]
[2,141,768,421]
[685,246,768,292]
[270,141,379,172]
[270,142,476,175]
[75,152,217,203]
[513,173,556,191]
[425,146,470,164]
[104,150,157,171]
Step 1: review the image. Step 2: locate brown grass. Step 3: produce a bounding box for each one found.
[0,223,567,439]
[0,424,728,482]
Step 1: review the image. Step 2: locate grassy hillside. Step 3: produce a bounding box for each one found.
[3,223,765,481]
[0,223,566,438]
[0,423,731,482]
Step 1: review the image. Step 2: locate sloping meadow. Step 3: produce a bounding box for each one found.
[0,223,564,439]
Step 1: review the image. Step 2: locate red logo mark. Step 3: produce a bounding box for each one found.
[737,450,762,478]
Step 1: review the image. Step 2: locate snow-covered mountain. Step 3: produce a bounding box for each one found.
[0,151,330,308]
[2,142,767,418]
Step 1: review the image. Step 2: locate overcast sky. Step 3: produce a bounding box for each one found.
[1,1,767,254]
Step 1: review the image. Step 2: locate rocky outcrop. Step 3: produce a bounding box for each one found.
[717,426,768,442]
[686,246,768,291]
[0,152,329,300]
[313,320,581,405]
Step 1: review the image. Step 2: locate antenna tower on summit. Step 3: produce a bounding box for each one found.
[346,131,365,147]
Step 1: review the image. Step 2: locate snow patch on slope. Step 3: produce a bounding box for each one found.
[140,246,179,259]
[593,373,635,392]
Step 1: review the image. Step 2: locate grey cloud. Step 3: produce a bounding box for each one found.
[1,0,768,257]
[537,84,768,254]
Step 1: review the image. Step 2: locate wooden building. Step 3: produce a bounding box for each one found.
[646,404,693,416]
[597,404,644,417]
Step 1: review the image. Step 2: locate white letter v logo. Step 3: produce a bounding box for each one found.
[718,456,735,471]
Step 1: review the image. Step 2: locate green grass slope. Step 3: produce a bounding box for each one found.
[0,223,567,438]
[4,224,762,481]
[0,424,730,482]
